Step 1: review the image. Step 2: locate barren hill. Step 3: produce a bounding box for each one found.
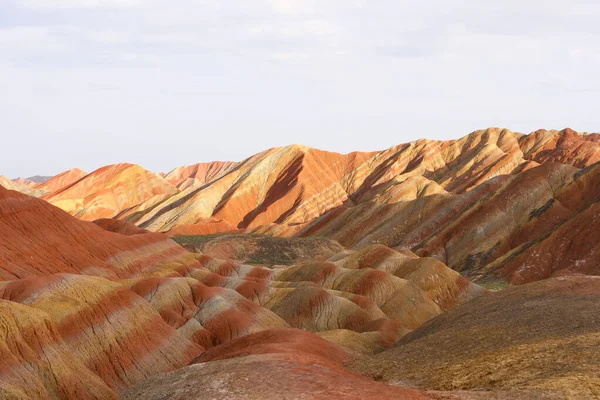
[351,276,600,399]
[0,185,482,398]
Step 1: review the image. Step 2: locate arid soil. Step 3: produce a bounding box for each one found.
[350,276,600,399]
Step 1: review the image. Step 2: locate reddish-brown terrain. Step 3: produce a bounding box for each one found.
[122,329,433,400]
[163,161,237,190]
[44,163,179,221]
[0,183,482,398]
[36,168,87,194]
[10,128,598,285]
[2,127,600,399]
[351,276,600,399]
[0,186,196,280]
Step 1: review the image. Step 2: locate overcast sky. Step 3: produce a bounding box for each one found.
[1,0,599,178]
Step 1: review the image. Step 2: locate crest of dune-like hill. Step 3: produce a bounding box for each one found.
[44,163,179,221]
[36,168,87,194]
[164,161,238,189]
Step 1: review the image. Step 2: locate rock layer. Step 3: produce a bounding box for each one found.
[36,168,87,195]
[122,328,433,400]
[0,185,482,398]
[0,186,196,280]
[44,163,179,221]
[18,127,600,284]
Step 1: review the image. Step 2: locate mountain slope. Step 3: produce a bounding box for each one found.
[36,168,87,194]
[0,175,47,198]
[351,276,600,399]
[164,161,237,190]
[44,163,179,221]
[0,184,485,397]
[0,185,196,280]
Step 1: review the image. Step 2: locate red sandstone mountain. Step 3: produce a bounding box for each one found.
[299,159,600,284]
[128,128,598,234]
[44,163,179,221]
[164,161,237,190]
[7,128,598,286]
[0,186,195,280]
[0,185,482,397]
[36,168,87,194]
[2,127,600,399]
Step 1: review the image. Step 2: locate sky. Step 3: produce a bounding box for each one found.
[1,0,600,178]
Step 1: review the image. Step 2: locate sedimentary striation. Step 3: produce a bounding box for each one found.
[0,184,482,398]
[15,127,599,284]
[0,186,196,280]
[36,168,87,195]
[44,163,179,221]
[2,127,599,399]
[122,328,433,400]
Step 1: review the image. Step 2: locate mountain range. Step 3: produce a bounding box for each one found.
[1,127,599,399]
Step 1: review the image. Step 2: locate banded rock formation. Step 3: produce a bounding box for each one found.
[44,163,179,221]
[0,185,484,398]
[36,168,87,195]
[0,274,203,393]
[122,328,433,400]
[14,127,600,285]
[128,128,600,234]
[0,186,197,280]
[301,160,600,284]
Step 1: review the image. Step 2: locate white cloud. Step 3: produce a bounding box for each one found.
[266,0,318,15]
[1,0,599,178]
[16,0,141,8]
